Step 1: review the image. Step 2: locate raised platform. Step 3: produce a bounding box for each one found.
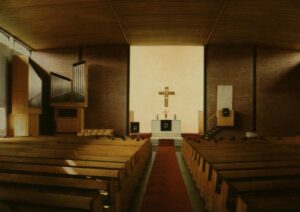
[151,135,182,146]
[151,132,182,139]
[158,139,174,146]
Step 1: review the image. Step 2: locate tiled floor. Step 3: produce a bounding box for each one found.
[128,146,206,212]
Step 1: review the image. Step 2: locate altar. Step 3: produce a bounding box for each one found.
[151,120,182,140]
[150,87,182,145]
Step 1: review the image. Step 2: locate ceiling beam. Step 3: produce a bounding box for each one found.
[106,0,129,45]
[204,0,229,45]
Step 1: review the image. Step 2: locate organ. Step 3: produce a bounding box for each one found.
[50,61,88,133]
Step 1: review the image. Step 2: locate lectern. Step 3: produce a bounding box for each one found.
[217,109,235,127]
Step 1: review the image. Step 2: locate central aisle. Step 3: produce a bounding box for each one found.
[140,140,193,212]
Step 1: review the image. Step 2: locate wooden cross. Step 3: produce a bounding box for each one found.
[159,86,175,107]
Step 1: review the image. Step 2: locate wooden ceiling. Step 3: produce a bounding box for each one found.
[1,0,300,50]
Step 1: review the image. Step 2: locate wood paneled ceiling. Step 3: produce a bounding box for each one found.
[1,0,300,50]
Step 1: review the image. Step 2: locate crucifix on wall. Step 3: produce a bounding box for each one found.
[159,86,175,107]
[159,87,175,118]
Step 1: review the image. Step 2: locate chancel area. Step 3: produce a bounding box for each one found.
[0,1,300,212]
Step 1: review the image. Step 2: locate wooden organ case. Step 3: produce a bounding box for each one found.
[50,61,87,134]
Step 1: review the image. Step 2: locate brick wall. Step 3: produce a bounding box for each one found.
[256,48,300,136]
[206,45,300,137]
[206,46,254,137]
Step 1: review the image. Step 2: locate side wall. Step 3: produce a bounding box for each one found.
[256,48,300,136]
[206,45,300,137]
[31,45,129,136]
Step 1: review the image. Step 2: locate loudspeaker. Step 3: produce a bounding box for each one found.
[130,122,139,133]
[222,108,230,117]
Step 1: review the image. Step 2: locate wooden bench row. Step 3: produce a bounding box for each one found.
[181,136,300,212]
[0,136,152,212]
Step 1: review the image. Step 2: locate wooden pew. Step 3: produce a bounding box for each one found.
[0,137,152,212]
[0,136,152,178]
[216,167,300,212]
[0,136,151,169]
[236,191,300,212]
[0,161,123,209]
[0,187,103,212]
[207,161,300,210]
[222,178,300,212]
[181,137,300,212]
[0,137,151,175]
[183,139,300,194]
[0,172,108,212]
[201,150,300,211]
[0,136,147,145]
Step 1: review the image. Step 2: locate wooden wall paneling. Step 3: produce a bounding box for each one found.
[9,55,42,137]
[8,55,29,136]
[208,0,300,50]
[54,108,77,133]
[2,1,300,50]
[56,118,77,133]
[198,111,204,135]
[112,0,226,45]
[0,0,127,49]
[28,107,41,136]
[8,114,28,137]
[77,108,84,132]
[216,110,235,127]
[11,55,28,114]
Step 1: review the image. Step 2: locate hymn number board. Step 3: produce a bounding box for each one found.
[161,120,172,131]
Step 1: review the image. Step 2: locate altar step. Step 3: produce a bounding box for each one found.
[151,132,182,139]
[150,138,182,146]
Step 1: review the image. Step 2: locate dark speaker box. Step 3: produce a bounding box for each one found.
[130,122,139,133]
[222,108,230,117]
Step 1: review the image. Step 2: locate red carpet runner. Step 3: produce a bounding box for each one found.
[140,140,192,212]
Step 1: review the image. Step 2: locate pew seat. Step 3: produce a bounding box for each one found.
[0,136,152,212]
[181,136,300,212]
[0,187,103,212]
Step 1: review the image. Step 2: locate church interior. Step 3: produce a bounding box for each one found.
[0,1,300,212]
